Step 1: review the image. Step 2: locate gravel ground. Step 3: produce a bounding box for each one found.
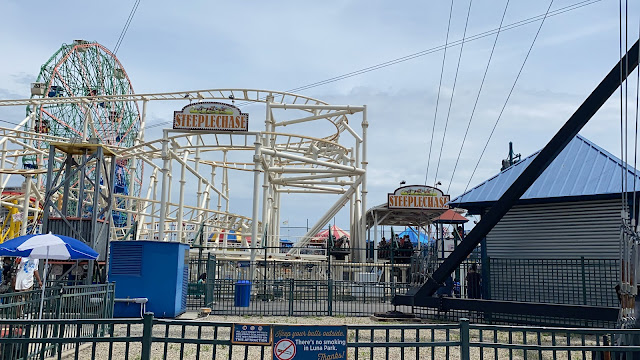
[54,313,600,360]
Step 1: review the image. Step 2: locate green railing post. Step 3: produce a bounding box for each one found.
[51,290,64,358]
[205,253,216,307]
[580,256,587,305]
[484,257,492,323]
[328,279,333,316]
[141,312,154,360]
[459,318,470,360]
[288,279,294,316]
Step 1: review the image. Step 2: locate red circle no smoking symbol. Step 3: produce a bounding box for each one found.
[274,339,296,360]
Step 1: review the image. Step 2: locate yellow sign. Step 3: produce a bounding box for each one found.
[173,102,249,131]
[387,185,450,210]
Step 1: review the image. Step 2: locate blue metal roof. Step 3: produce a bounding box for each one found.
[449,134,640,209]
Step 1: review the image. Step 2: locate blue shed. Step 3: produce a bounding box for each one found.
[109,241,189,318]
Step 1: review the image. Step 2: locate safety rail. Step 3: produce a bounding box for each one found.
[0,283,114,320]
[467,322,640,359]
[187,253,622,327]
[0,317,141,360]
[0,315,639,359]
[191,278,413,317]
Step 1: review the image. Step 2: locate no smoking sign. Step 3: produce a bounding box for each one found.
[274,339,296,360]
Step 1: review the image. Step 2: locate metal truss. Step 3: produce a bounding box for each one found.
[0,89,368,265]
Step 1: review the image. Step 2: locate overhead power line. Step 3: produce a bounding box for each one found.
[277,0,600,95]
[114,0,142,55]
[459,0,555,200]
[0,119,22,127]
[447,0,511,193]
[432,0,474,187]
[144,0,600,130]
[424,0,455,186]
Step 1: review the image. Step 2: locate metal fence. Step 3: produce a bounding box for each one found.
[487,257,619,307]
[1,315,640,359]
[187,255,416,316]
[0,283,115,320]
[204,279,413,316]
[186,253,621,327]
[411,257,620,328]
[0,283,115,359]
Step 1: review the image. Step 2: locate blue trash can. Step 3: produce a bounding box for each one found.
[234,280,252,307]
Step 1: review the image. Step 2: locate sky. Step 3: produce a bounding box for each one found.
[0,0,639,240]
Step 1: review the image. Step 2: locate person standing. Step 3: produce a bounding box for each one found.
[466,263,482,299]
[13,257,42,318]
[14,257,42,292]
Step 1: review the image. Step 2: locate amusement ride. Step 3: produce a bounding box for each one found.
[0,40,369,267]
[1,38,639,330]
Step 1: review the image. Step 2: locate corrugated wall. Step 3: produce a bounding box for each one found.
[486,199,622,259]
[485,199,621,306]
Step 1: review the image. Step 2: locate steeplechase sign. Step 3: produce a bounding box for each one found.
[173,102,249,131]
[388,185,450,210]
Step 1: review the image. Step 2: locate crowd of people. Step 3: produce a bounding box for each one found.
[377,235,415,263]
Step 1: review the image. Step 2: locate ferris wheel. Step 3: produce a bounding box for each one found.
[25,40,142,225]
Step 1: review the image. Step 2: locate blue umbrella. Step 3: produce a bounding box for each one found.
[0,233,98,319]
[0,233,98,260]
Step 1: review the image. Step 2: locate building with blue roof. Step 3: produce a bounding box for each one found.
[451,134,640,215]
[449,135,634,308]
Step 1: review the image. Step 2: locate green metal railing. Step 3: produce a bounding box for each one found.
[195,278,412,316]
[0,283,115,359]
[0,283,114,321]
[2,315,640,359]
[488,257,619,307]
[186,253,621,326]
[187,254,416,316]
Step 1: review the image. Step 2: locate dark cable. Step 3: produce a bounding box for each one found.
[115,0,139,52]
[0,118,23,127]
[433,0,474,186]
[276,0,599,98]
[619,0,625,214]
[114,0,141,55]
[623,0,629,213]
[425,0,455,186]
[149,0,601,129]
[633,7,640,226]
[459,0,555,201]
[447,0,510,193]
[624,0,631,217]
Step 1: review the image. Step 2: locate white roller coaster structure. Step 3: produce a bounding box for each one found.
[0,88,368,263]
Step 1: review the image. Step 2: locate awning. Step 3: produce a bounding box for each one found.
[433,209,469,224]
[365,203,446,228]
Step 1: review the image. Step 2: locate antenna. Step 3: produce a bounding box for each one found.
[501,141,521,171]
